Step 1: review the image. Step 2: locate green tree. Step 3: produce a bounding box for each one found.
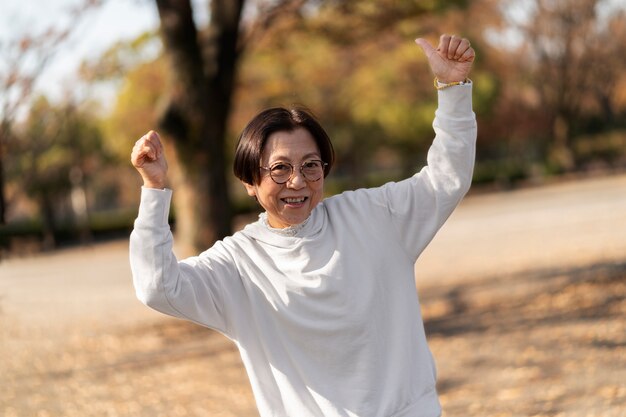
[501,0,626,171]
[8,97,107,249]
[0,0,103,225]
[88,41,169,161]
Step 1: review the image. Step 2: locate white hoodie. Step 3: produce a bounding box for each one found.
[130,84,476,417]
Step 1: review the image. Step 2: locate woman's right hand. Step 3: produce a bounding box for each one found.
[131,130,169,189]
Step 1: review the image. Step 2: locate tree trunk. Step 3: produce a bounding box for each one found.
[39,194,57,251]
[155,0,243,254]
[0,127,8,225]
[69,166,92,244]
[168,154,215,256]
[0,152,5,225]
[550,113,575,172]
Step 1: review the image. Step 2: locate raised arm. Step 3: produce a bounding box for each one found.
[129,131,236,335]
[376,35,477,261]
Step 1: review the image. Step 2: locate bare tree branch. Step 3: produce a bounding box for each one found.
[0,0,104,225]
[238,0,309,55]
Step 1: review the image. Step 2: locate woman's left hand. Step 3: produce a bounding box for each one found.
[415,34,475,83]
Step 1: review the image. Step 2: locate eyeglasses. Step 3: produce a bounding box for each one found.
[260,159,328,184]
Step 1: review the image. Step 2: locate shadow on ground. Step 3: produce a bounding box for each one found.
[422,261,626,337]
[419,261,626,417]
[2,261,625,417]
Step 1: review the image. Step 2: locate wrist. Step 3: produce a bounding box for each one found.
[434,77,471,90]
[142,179,166,189]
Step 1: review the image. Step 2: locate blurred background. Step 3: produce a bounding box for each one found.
[0,0,625,416]
[1,0,625,255]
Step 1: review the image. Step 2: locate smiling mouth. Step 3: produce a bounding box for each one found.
[282,197,308,204]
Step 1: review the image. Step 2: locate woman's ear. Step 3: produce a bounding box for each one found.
[242,181,256,198]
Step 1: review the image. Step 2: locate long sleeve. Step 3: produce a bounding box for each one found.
[387,83,476,260]
[332,83,476,263]
[129,187,237,335]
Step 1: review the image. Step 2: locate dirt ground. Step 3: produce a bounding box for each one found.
[1,173,625,417]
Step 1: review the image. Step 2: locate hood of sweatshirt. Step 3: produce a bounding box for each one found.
[239,199,329,248]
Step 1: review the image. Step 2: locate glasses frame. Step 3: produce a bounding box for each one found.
[260,159,328,185]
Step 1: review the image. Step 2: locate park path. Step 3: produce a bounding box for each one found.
[416,172,626,283]
[1,173,625,416]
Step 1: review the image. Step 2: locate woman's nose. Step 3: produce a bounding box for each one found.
[286,169,306,188]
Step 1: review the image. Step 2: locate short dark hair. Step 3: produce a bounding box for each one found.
[233,107,335,185]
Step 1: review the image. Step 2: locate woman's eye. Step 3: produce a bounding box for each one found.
[271,164,290,172]
[304,161,320,168]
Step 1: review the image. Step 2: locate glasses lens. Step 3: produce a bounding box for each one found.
[269,163,292,184]
[302,160,324,181]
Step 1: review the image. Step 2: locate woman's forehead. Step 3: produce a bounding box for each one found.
[262,128,321,161]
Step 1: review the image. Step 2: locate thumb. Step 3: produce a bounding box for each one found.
[415,38,437,58]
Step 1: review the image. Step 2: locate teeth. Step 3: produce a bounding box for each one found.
[284,197,305,203]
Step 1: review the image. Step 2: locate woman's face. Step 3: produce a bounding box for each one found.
[243,128,325,229]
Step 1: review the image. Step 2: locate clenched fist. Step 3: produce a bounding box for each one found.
[131,130,168,189]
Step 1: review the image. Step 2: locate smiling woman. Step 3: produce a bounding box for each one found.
[129,34,477,417]
[240,127,325,229]
[234,107,334,229]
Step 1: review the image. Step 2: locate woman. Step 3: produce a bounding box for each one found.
[130,34,476,417]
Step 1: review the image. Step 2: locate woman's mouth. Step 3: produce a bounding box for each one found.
[281,197,308,206]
